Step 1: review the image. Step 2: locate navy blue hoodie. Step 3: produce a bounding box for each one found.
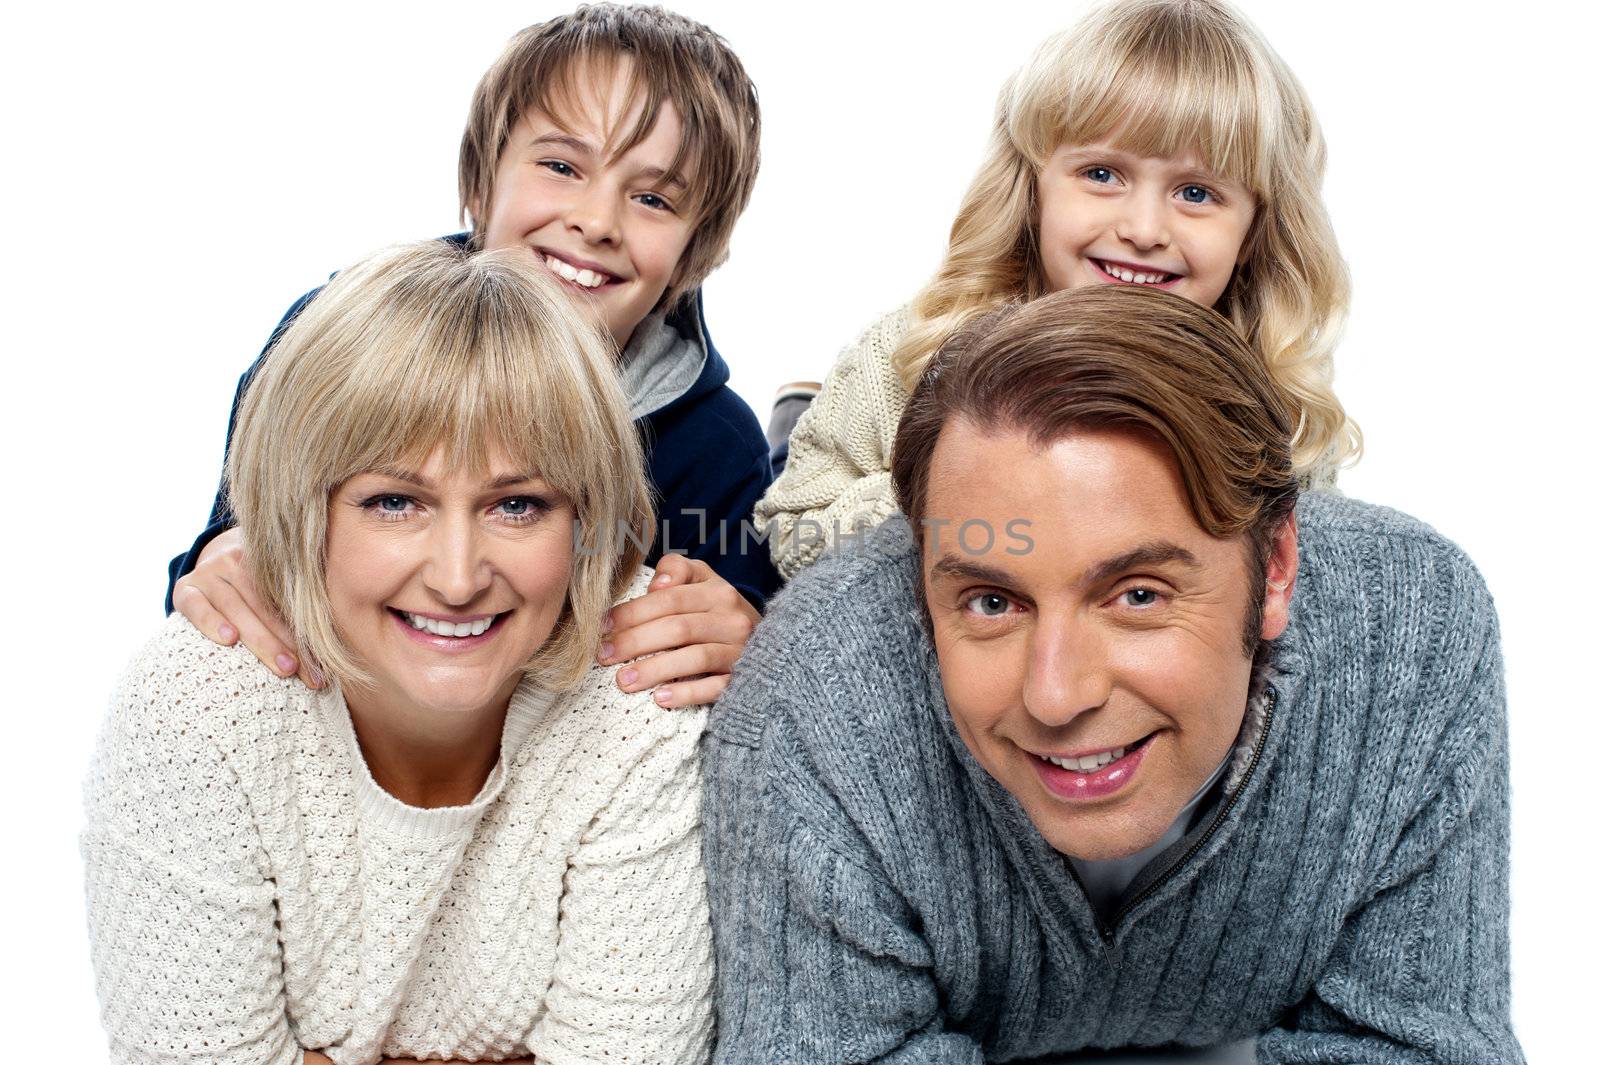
[166,237,781,612]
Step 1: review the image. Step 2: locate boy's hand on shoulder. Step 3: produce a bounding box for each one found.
[171,527,323,689]
[599,554,760,708]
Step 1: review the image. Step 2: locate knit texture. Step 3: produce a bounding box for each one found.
[706,493,1522,1064]
[85,573,713,1065]
[755,305,1340,578]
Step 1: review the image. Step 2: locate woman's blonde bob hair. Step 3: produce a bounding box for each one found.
[226,241,653,693]
[892,0,1359,478]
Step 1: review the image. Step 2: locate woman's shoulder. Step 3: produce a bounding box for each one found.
[107,614,316,754]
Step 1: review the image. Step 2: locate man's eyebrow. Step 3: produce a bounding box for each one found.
[928,555,1020,587]
[1081,542,1199,587]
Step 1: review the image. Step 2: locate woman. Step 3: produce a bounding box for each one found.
[83,242,713,1064]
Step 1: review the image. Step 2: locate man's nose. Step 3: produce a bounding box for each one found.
[1021,615,1111,728]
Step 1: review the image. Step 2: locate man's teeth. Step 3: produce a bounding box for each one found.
[402,612,494,638]
[1100,262,1173,285]
[1045,747,1128,773]
[545,255,608,289]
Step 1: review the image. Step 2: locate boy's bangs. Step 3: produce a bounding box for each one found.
[1018,33,1273,194]
[525,49,703,212]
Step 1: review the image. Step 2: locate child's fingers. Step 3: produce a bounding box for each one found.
[650,673,731,709]
[205,578,302,681]
[649,552,713,590]
[600,606,756,665]
[606,580,725,633]
[614,642,740,693]
[172,579,240,647]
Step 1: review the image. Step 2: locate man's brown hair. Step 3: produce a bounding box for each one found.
[458,3,760,309]
[891,285,1299,646]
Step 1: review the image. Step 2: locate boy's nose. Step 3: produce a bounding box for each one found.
[567,185,621,245]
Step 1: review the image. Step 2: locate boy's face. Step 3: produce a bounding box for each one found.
[479,61,696,349]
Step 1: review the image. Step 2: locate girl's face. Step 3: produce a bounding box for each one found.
[1036,143,1257,310]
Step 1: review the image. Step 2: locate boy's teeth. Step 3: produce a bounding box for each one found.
[1045,746,1128,773]
[403,612,494,638]
[544,255,607,289]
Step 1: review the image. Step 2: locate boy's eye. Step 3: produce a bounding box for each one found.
[1178,184,1214,204]
[539,160,577,178]
[634,191,674,213]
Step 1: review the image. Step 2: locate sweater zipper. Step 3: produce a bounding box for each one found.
[1096,686,1279,945]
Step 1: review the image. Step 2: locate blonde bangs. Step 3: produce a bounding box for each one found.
[1010,4,1279,196]
[228,242,652,695]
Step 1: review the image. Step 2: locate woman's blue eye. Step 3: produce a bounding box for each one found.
[377,495,409,512]
[1179,185,1213,204]
[497,496,549,523]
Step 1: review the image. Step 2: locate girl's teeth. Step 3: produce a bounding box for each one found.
[1101,262,1171,285]
[403,612,494,638]
[544,255,607,289]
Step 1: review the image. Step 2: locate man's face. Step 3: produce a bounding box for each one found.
[921,421,1295,860]
[477,59,697,349]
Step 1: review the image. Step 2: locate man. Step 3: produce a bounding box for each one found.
[705,287,1522,1064]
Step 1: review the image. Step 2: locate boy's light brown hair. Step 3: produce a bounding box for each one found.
[891,285,1299,650]
[459,3,761,308]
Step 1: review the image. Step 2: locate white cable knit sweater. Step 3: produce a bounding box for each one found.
[82,575,713,1065]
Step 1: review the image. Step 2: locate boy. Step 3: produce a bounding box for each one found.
[168,4,775,707]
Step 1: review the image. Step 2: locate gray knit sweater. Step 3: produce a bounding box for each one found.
[705,493,1522,1064]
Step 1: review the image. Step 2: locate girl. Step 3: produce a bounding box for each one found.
[756,0,1358,578]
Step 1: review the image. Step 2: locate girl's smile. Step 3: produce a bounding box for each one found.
[1037,142,1257,310]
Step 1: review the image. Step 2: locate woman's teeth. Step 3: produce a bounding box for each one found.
[545,255,608,289]
[1045,746,1128,773]
[1099,261,1174,285]
[401,612,494,638]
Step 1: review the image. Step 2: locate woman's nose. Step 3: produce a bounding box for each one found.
[423,518,493,606]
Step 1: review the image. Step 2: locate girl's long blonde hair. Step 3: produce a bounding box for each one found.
[894,0,1359,476]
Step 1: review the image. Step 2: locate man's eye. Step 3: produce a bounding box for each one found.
[964,592,1013,618]
[1179,184,1214,204]
[1120,587,1162,608]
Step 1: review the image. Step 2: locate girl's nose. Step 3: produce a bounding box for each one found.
[1114,189,1171,252]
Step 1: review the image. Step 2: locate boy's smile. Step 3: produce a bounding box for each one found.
[477,60,696,349]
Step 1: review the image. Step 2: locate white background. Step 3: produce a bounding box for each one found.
[2,0,1595,1058]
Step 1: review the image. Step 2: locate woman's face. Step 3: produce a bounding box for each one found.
[324,443,575,721]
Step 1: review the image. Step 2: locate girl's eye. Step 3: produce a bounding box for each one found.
[1083,166,1117,184]
[963,592,1015,618]
[1119,587,1163,608]
[539,160,577,178]
[496,495,551,524]
[1178,184,1214,205]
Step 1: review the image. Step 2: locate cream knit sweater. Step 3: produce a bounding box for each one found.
[83,574,712,1065]
[755,305,1340,578]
